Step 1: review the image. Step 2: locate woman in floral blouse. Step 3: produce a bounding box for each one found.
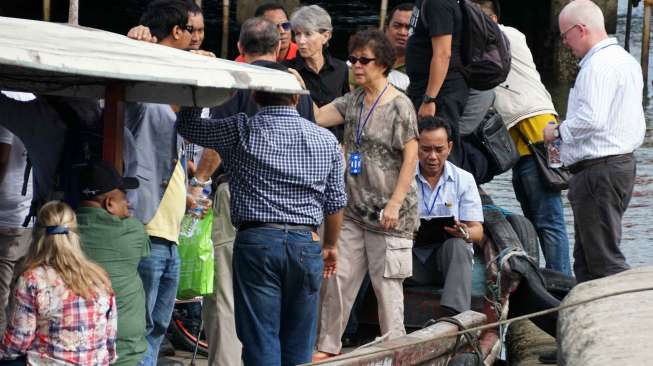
[0,201,117,365]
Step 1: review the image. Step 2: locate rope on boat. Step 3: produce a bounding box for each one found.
[313,285,653,364]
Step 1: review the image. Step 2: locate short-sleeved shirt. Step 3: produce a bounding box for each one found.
[406,0,464,97]
[414,161,483,261]
[0,126,32,228]
[332,88,419,239]
[77,206,150,366]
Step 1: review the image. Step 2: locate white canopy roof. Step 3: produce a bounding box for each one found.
[0,16,306,107]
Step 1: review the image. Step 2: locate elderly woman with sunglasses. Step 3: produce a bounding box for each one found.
[284,5,350,141]
[312,28,419,360]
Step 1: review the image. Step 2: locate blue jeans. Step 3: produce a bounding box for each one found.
[512,156,572,275]
[138,238,181,366]
[233,227,323,366]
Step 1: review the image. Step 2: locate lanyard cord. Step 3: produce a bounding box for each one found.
[355,83,389,148]
[420,179,443,216]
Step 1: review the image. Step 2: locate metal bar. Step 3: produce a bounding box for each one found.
[626,0,634,51]
[102,84,125,174]
[642,0,651,85]
[68,0,79,25]
[221,0,230,59]
[379,0,388,29]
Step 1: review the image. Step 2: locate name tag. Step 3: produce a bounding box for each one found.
[349,151,362,175]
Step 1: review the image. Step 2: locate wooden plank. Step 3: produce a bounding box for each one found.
[102,83,125,174]
[308,311,486,366]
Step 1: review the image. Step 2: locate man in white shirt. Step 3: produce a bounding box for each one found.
[406,116,483,315]
[0,121,33,334]
[545,0,645,282]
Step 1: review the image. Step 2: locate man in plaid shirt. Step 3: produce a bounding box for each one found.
[177,79,346,366]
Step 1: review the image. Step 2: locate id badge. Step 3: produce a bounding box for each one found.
[349,151,362,175]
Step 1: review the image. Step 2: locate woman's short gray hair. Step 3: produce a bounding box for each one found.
[290,5,333,33]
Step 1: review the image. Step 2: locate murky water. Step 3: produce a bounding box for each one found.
[484,0,653,268]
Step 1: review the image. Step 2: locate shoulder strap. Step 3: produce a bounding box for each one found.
[21,155,31,196]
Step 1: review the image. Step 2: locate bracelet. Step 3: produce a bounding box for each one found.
[190,176,212,187]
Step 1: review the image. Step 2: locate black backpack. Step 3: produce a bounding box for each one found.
[458,0,511,90]
[420,0,511,90]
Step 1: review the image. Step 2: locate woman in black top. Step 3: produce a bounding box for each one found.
[285,5,350,141]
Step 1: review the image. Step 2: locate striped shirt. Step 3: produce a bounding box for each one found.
[177,106,347,227]
[559,38,646,166]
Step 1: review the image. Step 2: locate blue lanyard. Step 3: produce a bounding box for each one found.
[355,84,389,149]
[420,179,443,216]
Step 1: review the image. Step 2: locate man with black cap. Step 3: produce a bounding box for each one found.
[75,161,151,366]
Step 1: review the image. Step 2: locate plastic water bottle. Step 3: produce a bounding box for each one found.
[180,186,212,238]
[547,121,562,168]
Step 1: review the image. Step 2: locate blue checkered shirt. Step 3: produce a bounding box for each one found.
[177,106,347,227]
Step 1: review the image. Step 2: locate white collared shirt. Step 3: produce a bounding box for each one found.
[415,161,483,223]
[559,38,645,166]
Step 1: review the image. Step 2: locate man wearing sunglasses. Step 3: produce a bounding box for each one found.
[544,0,645,283]
[235,2,298,63]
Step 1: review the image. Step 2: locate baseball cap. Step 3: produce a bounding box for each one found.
[79,161,139,200]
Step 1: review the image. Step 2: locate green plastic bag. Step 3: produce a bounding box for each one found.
[177,209,214,299]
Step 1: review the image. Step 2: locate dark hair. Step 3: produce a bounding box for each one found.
[386,3,413,27]
[348,29,396,76]
[252,91,297,107]
[140,0,191,42]
[471,0,501,19]
[418,116,453,142]
[254,2,288,18]
[239,17,280,56]
[185,0,202,15]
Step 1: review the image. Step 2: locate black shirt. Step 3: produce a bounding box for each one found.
[209,60,315,122]
[284,51,350,141]
[406,0,465,97]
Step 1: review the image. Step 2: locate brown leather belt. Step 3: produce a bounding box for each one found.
[568,153,633,175]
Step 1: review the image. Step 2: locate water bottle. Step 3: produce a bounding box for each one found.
[180,186,212,238]
[547,121,562,168]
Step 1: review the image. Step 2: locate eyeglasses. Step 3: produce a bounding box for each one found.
[348,56,376,65]
[277,21,291,32]
[182,24,195,34]
[560,23,581,40]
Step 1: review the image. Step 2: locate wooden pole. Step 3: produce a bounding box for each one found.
[68,0,79,25]
[221,0,230,59]
[642,0,651,85]
[102,84,125,174]
[195,0,202,7]
[43,0,51,21]
[625,0,634,51]
[379,0,388,29]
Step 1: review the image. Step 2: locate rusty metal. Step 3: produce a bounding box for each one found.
[306,311,486,366]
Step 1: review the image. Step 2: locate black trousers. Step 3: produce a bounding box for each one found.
[409,77,469,166]
[568,153,636,282]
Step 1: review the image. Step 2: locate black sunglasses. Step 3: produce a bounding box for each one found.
[277,21,292,31]
[348,56,376,65]
[182,24,195,33]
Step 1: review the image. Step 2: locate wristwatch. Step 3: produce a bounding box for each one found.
[190,176,212,188]
[422,94,437,104]
[552,125,560,138]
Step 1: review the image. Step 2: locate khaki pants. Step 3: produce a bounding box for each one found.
[201,182,242,365]
[0,227,32,334]
[317,218,412,354]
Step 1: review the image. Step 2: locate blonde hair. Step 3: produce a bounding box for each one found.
[23,201,112,300]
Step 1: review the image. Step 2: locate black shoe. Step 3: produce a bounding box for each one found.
[538,349,557,364]
[341,335,359,348]
[159,337,176,357]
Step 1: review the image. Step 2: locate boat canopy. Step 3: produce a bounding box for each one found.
[0,16,306,107]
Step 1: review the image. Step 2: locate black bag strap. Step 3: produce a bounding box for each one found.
[21,155,31,196]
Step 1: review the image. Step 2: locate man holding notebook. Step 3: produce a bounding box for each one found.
[406,116,484,317]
